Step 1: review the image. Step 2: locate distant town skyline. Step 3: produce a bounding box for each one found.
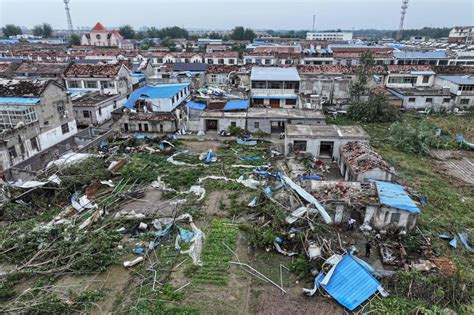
[0,0,472,30]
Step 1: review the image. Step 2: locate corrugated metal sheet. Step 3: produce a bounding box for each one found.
[186,101,207,111]
[223,100,249,111]
[250,67,300,81]
[317,254,380,311]
[371,180,420,213]
[125,83,189,108]
[394,50,448,59]
[438,75,474,85]
[0,97,41,104]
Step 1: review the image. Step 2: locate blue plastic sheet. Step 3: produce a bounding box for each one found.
[133,248,145,254]
[239,156,261,161]
[237,138,257,146]
[458,232,474,252]
[449,238,457,248]
[154,224,173,238]
[205,150,215,164]
[134,134,146,140]
[299,175,322,181]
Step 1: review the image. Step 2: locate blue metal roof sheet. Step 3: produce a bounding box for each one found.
[223,100,250,111]
[186,101,207,111]
[317,254,381,311]
[125,83,189,109]
[252,95,298,100]
[0,97,41,104]
[371,180,420,213]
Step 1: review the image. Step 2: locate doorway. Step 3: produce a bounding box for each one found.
[319,141,334,158]
[270,121,285,133]
[270,99,280,108]
[206,119,218,131]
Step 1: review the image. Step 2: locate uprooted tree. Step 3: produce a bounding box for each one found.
[348,94,400,123]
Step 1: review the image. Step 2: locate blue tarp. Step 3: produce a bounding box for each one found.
[186,101,207,111]
[252,95,298,100]
[456,135,474,148]
[0,97,41,104]
[223,100,250,111]
[205,150,215,164]
[125,83,189,109]
[239,156,260,161]
[134,134,146,140]
[458,232,474,252]
[370,180,420,214]
[237,138,257,146]
[317,254,381,311]
[298,175,322,181]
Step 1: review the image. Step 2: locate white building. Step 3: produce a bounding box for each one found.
[80,22,125,47]
[250,67,301,108]
[434,75,474,109]
[72,92,125,127]
[306,32,353,41]
[448,26,474,45]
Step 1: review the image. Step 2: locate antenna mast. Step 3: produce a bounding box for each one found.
[63,0,74,34]
[397,0,409,41]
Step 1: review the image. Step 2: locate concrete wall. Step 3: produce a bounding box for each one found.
[300,75,353,103]
[200,116,246,133]
[402,95,453,111]
[285,137,369,160]
[370,206,418,231]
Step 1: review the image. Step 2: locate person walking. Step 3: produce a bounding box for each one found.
[365,241,372,258]
[348,218,356,231]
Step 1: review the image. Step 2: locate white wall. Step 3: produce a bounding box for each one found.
[38,120,77,150]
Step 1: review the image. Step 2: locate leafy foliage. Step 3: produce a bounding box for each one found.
[32,23,53,38]
[351,51,375,101]
[348,95,400,123]
[118,25,135,39]
[230,26,256,41]
[68,33,81,45]
[1,24,22,37]
[389,119,450,155]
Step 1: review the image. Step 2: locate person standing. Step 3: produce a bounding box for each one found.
[347,218,356,231]
[365,241,372,258]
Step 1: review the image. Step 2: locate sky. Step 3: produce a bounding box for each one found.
[0,0,473,30]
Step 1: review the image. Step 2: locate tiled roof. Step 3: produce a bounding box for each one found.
[387,65,433,73]
[91,22,107,32]
[14,62,70,76]
[204,51,239,58]
[0,79,53,97]
[65,63,123,77]
[342,141,391,174]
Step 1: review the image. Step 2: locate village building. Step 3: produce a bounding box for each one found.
[387,86,454,112]
[365,180,420,231]
[0,79,77,173]
[189,100,249,133]
[246,108,326,134]
[393,50,449,66]
[113,83,191,134]
[434,75,474,109]
[205,65,250,88]
[80,23,126,48]
[204,51,239,65]
[339,141,393,182]
[0,61,20,78]
[250,67,301,108]
[64,63,132,96]
[72,92,125,127]
[13,62,71,84]
[384,65,435,88]
[284,124,369,160]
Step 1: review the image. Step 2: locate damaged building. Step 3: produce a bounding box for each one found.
[339,141,394,182]
[285,124,369,160]
[0,79,77,174]
[72,92,125,127]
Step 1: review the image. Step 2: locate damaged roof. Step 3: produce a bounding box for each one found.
[0,79,61,97]
[65,63,124,77]
[124,83,189,108]
[342,142,391,174]
[14,62,71,77]
[286,124,368,140]
[371,180,420,213]
[72,91,121,107]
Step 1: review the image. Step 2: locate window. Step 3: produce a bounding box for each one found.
[245,59,252,64]
[293,140,307,151]
[113,101,117,109]
[408,98,416,103]
[101,81,113,89]
[443,98,451,103]
[68,80,81,88]
[159,124,163,133]
[286,99,297,106]
[268,81,283,89]
[254,122,259,129]
[85,81,98,89]
[253,98,264,105]
[8,147,17,161]
[210,74,217,83]
[218,59,224,64]
[144,124,149,132]
[264,59,271,65]
[230,121,236,127]
[207,59,213,64]
[460,99,470,105]
[390,212,401,224]
[96,34,101,40]
[30,136,40,151]
[228,59,235,64]
[422,76,430,84]
[98,107,102,116]
[138,123,142,131]
[55,100,65,114]
[388,76,417,85]
[83,110,90,118]
[425,98,433,103]
[252,81,266,89]
[61,123,70,134]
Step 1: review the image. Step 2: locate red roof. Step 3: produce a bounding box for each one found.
[91,22,107,32]
[111,30,123,39]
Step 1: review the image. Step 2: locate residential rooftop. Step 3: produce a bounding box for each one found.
[437,75,474,85]
[247,108,325,120]
[286,124,369,139]
[341,141,391,174]
[72,91,121,107]
[250,66,300,81]
[0,79,52,97]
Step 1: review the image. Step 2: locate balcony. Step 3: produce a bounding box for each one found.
[251,88,297,96]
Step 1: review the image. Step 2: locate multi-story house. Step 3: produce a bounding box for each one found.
[435,75,474,109]
[80,23,125,48]
[203,51,239,65]
[0,79,77,173]
[64,63,132,96]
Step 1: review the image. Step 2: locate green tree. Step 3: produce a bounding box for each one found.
[147,27,160,38]
[231,26,256,41]
[1,24,22,37]
[68,33,81,46]
[351,51,375,102]
[118,25,135,39]
[32,23,53,38]
[157,27,188,39]
[348,95,400,123]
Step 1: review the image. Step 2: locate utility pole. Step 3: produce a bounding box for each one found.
[397,0,409,41]
[63,0,74,34]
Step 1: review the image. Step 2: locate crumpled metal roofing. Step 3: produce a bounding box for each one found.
[317,254,381,311]
[186,101,207,111]
[371,180,420,213]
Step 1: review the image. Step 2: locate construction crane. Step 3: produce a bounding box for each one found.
[63,0,74,34]
[397,0,409,41]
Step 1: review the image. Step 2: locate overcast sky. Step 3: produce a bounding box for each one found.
[0,0,472,30]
